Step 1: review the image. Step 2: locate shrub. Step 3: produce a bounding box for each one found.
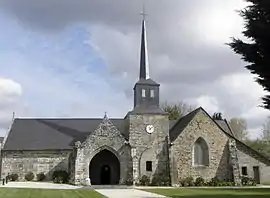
[8,173,19,181]
[123,178,133,186]
[194,177,205,186]
[139,175,150,186]
[208,176,219,186]
[36,172,46,181]
[151,173,170,186]
[180,176,194,187]
[25,172,34,181]
[52,170,69,184]
[241,176,256,186]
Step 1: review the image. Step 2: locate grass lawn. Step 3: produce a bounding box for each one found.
[0,188,104,198]
[143,188,270,198]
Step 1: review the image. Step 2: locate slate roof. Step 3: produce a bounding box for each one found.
[215,119,235,137]
[2,118,125,151]
[169,108,201,142]
[129,105,166,115]
[135,78,160,86]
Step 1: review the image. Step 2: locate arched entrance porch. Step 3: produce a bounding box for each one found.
[89,149,120,185]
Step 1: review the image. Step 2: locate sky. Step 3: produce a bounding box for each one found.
[0,0,269,139]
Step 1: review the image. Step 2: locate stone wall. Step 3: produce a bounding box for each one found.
[72,117,132,185]
[236,142,270,183]
[1,150,71,181]
[128,114,170,184]
[170,109,232,185]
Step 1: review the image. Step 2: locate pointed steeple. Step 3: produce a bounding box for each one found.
[139,5,150,80]
[131,5,163,114]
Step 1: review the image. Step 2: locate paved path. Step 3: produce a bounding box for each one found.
[95,188,167,198]
[0,182,81,189]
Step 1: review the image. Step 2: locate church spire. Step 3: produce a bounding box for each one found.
[139,5,150,80]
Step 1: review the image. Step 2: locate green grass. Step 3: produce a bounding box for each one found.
[0,188,104,198]
[143,188,270,198]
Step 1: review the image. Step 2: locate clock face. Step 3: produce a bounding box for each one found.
[146,125,154,134]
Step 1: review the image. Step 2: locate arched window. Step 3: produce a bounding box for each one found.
[193,137,209,166]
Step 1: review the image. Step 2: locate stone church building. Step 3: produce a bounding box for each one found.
[1,16,270,186]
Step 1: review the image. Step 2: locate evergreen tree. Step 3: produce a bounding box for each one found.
[228,0,270,109]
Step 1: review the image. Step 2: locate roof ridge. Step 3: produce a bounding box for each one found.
[169,107,202,132]
[14,118,124,120]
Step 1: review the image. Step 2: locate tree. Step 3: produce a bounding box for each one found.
[262,116,270,142]
[229,118,249,141]
[246,139,270,158]
[228,0,270,110]
[161,101,195,121]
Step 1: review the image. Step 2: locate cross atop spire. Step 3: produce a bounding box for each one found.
[139,4,150,80]
[104,111,108,119]
[140,4,148,20]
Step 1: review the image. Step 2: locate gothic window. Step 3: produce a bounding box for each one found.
[146,161,152,171]
[142,89,146,97]
[193,137,209,166]
[150,89,155,98]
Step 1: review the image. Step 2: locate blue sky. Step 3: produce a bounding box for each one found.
[0,11,131,136]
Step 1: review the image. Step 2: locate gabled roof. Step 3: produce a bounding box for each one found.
[169,107,270,163]
[214,119,235,137]
[169,108,201,142]
[2,118,125,151]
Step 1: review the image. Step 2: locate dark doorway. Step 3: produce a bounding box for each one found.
[101,165,111,184]
[253,166,260,184]
[89,149,120,185]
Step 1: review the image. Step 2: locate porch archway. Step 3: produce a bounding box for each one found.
[89,149,120,185]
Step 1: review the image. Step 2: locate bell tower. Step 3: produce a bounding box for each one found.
[128,6,170,185]
[133,6,162,113]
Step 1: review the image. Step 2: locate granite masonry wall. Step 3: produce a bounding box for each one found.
[128,113,170,184]
[236,142,270,183]
[72,117,132,186]
[170,109,232,185]
[1,150,71,181]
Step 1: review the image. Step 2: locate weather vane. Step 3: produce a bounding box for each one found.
[140,3,148,20]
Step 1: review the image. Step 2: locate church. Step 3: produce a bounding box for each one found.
[1,15,270,186]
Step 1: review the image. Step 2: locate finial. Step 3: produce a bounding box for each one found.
[104,111,108,119]
[12,111,15,120]
[140,3,148,20]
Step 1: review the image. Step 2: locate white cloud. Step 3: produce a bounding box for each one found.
[196,95,220,115]
[0,77,22,136]
[0,77,22,107]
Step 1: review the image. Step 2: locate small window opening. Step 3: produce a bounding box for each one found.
[142,89,146,97]
[146,161,152,171]
[150,89,155,98]
[242,166,247,175]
